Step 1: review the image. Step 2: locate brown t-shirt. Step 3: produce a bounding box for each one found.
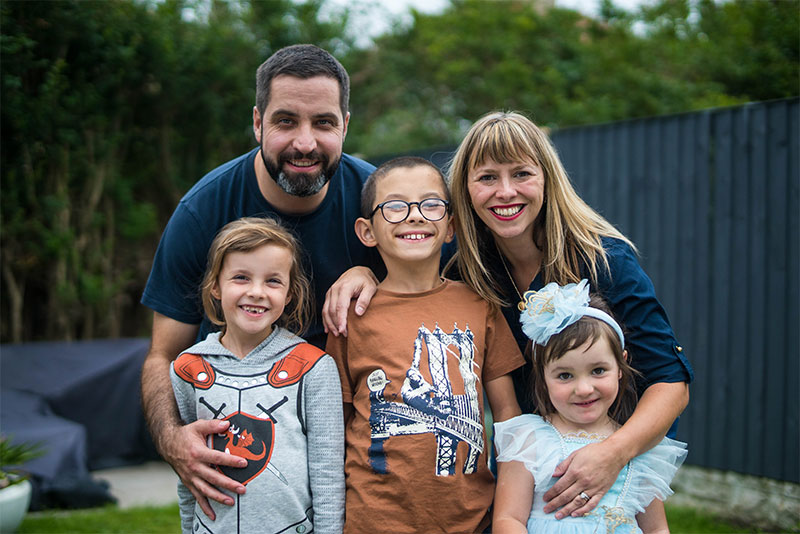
[326,280,524,534]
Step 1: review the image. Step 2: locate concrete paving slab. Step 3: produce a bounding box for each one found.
[92,461,178,509]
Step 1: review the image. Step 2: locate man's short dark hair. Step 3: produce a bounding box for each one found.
[256,44,350,118]
[360,156,450,218]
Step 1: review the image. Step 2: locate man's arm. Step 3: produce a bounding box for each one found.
[141,312,247,520]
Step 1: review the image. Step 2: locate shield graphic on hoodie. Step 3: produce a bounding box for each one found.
[211,411,274,485]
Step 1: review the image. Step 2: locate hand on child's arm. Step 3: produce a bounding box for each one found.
[168,419,248,517]
[637,499,670,534]
[493,461,534,534]
[322,266,378,336]
[542,439,626,519]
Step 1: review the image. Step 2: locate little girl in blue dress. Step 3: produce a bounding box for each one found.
[492,280,687,534]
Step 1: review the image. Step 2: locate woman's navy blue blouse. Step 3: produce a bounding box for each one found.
[493,236,694,415]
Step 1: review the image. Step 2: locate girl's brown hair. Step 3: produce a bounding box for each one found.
[447,111,635,307]
[529,295,639,425]
[201,217,311,335]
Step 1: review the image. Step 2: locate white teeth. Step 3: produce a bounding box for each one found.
[242,306,265,313]
[492,206,522,217]
[401,234,429,240]
[289,160,315,167]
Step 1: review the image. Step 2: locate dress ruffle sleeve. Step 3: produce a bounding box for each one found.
[494,414,562,485]
[626,436,688,514]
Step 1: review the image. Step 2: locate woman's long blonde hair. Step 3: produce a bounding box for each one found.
[447,111,635,306]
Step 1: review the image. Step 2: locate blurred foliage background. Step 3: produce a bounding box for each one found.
[1,0,797,343]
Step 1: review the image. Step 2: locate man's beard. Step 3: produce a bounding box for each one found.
[260,147,340,198]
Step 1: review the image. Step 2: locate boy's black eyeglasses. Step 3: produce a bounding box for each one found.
[369,198,450,224]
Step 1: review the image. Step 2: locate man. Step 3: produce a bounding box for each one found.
[140,44,382,520]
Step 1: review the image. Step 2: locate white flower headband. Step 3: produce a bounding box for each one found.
[519,279,624,347]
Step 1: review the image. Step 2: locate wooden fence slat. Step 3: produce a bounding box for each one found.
[675,114,698,450]
[574,129,588,199]
[616,124,632,236]
[745,105,768,476]
[630,120,647,248]
[689,110,712,466]
[588,126,601,209]
[784,100,800,482]
[644,120,663,285]
[709,109,733,471]
[660,117,680,317]
[727,106,750,474]
[764,103,789,480]
[603,125,616,224]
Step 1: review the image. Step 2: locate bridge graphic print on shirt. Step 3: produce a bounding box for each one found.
[367,323,484,476]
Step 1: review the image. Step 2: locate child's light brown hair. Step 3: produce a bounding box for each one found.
[529,294,640,425]
[201,217,311,335]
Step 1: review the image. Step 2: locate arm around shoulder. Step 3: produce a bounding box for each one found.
[604,381,689,459]
[141,312,200,452]
[322,266,378,336]
[141,312,247,519]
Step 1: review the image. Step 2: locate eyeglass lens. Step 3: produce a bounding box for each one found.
[379,199,448,223]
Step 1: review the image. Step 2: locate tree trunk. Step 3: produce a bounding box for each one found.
[2,261,25,343]
[46,149,73,340]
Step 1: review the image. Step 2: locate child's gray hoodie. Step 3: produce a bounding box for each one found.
[169,327,344,534]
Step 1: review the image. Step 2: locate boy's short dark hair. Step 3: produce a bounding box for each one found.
[360,156,450,218]
[256,44,350,118]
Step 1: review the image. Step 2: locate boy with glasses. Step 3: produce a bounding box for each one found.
[326,156,524,533]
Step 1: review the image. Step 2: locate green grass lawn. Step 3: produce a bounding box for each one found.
[19,503,766,533]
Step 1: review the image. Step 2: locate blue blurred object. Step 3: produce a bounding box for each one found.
[0,338,159,509]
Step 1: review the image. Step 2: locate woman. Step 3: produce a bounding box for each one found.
[323,111,693,520]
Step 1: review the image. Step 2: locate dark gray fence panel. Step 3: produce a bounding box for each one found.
[728,108,748,475]
[688,111,713,469]
[551,99,799,482]
[787,105,800,482]
[746,105,768,477]
[370,99,799,482]
[710,109,733,472]
[765,103,791,481]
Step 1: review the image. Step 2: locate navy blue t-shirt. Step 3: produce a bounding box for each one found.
[490,237,694,415]
[141,148,385,348]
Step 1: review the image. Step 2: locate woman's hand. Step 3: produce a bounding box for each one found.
[544,382,689,519]
[542,439,627,519]
[322,266,378,336]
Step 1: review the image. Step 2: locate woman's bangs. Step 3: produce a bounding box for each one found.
[469,121,539,170]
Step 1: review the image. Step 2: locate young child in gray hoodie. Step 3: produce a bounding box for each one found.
[170,217,344,534]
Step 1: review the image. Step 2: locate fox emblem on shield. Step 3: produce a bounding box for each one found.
[212,412,274,485]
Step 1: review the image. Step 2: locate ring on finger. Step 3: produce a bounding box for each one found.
[579,491,591,502]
